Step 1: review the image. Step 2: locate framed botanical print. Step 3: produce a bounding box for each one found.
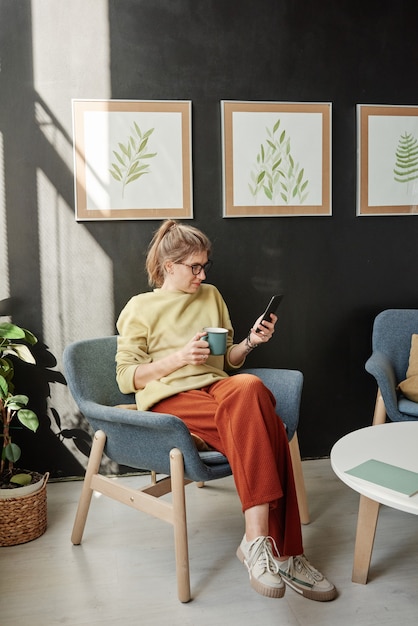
[72,99,193,220]
[357,104,418,216]
[221,101,332,217]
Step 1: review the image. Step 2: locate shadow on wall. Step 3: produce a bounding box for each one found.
[13,339,133,480]
[2,299,131,479]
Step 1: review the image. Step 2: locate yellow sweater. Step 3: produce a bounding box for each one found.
[116,283,244,410]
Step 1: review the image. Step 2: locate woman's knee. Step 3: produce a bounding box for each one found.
[235,373,268,393]
[228,374,274,403]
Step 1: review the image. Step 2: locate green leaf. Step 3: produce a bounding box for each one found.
[133,121,142,137]
[119,142,129,157]
[113,150,126,166]
[128,161,140,175]
[10,473,32,486]
[0,375,8,399]
[138,138,149,153]
[5,442,21,463]
[280,192,288,203]
[126,172,148,184]
[0,356,12,370]
[257,171,266,184]
[110,170,121,182]
[263,186,273,200]
[5,344,35,364]
[273,119,281,133]
[22,329,37,346]
[280,130,286,144]
[0,323,25,340]
[17,409,39,433]
[297,168,304,184]
[142,128,155,140]
[6,394,29,410]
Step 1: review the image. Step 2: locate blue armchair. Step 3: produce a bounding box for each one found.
[63,336,308,602]
[365,309,418,424]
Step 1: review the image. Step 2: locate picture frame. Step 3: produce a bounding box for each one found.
[221,101,332,217]
[357,104,418,216]
[72,99,193,221]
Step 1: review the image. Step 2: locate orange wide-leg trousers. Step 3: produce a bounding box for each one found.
[152,373,303,557]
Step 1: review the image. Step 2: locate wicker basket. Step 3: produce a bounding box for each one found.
[0,472,48,547]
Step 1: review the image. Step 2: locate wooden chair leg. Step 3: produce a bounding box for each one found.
[352,495,380,584]
[170,448,191,603]
[372,388,387,425]
[289,432,310,525]
[71,429,107,545]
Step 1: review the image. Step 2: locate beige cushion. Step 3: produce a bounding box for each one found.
[397,334,418,401]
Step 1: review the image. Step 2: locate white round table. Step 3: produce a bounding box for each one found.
[330,422,418,583]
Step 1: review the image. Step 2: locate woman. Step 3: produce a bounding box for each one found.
[116,220,336,602]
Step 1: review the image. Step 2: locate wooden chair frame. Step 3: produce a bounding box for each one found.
[72,429,308,603]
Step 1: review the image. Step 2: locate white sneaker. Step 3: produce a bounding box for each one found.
[278,554,337,601]
[236,535,285,598]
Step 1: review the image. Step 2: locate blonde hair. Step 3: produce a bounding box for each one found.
[146,220,212,287]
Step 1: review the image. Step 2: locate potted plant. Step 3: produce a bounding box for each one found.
[0,321,48,545]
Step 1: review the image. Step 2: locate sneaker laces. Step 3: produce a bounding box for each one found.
[286,554,324,583]
[246,536,280,575]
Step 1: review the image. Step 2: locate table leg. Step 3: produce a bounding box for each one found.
[352,495,380,584]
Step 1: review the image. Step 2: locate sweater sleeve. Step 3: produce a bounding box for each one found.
[115,297,152,394]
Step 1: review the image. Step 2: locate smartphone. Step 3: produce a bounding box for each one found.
[256,294,284,332]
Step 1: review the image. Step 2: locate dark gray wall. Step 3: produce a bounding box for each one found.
[1,0,418,475]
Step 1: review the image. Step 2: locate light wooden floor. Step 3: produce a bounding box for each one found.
[2,459,418,625]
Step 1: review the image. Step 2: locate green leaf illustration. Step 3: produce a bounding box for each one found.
[394,131,418,184]
[109,123,157,197]
[249,118,309,204]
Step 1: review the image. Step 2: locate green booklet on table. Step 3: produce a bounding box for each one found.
[346,459,418,497]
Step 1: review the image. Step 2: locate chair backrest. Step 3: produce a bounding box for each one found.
[63,336,134,410]
[372,309,418,382]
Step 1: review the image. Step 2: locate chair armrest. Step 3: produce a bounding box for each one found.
[78,400,229,481]
[365,351,400,419]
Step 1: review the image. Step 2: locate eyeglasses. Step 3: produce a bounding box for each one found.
[175,260,213,276]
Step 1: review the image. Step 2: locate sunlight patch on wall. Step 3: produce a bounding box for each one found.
[31,0,113,350]
[37,169,114,352]
[35,100,74,175]
[36,168,115,468]
[0,132,10,305]
[31,0,110,136]
[30,1,113,471]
